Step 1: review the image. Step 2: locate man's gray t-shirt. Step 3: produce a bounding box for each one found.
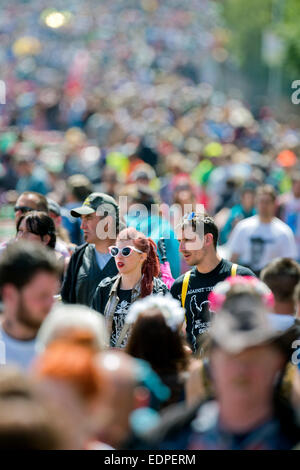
[0,325,36,370]
[94,249,112,271]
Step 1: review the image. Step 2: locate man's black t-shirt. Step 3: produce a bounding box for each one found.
[170,259,255,351]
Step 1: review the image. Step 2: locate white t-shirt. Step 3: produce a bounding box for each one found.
[0,325,37,370]
[227,215,298,272]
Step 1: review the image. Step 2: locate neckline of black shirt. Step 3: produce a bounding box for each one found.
[117,285,133,293]
[191,258,227,278]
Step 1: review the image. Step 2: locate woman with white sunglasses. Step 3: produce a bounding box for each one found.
[91,227,168,348]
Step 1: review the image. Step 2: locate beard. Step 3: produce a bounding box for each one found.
[188,251,206,266]
[16,295,46,331]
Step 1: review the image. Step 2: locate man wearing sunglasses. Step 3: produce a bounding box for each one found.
[171,212,255,352]
[0,192,49,258]
[1,192,71,265]
[61,193,121,306]
[14,191,48,224]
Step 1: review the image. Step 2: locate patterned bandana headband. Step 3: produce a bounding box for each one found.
[126,293,185,331]
[208,276,275,313]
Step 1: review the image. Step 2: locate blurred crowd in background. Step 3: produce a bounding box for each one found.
[1,0,300,264]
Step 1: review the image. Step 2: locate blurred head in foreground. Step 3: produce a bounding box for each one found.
[33,331,107,448]
[94,350,170,449]
[36,303,108,353]
[261,258,300,316]
[0,241,60,333]
[207,279,300,428]
[126,294,189,407]
[0,367,75,449]
[0,241,60,369]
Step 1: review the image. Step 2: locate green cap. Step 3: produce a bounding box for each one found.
[70,192,119,218]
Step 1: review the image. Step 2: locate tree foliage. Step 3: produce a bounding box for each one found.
[221,0,300,80]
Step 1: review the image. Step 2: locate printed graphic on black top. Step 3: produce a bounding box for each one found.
[170,259,255,351]
[111,288,132,348]
[190,297,216,336]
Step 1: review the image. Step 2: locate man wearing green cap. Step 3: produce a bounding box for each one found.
[61,192,121,306]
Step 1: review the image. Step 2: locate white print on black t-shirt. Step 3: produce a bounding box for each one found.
[179,286,214,300]
[188,286,215,295]
[111,300,131,348]
[189,296,215,347]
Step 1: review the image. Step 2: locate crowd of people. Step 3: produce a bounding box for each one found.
[0,0,300,452]
[0,182,300,450]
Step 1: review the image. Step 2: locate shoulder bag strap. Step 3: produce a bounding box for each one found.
[181,270,192,309]
[231,263,238,277]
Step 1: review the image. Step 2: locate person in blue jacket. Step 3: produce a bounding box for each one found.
[125,186,181,279]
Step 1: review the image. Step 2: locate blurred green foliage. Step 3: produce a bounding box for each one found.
[221,0,300,79]
[279,0,300,76]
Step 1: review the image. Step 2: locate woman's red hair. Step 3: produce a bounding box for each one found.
[34,331,103,403]
[117,227,160,297]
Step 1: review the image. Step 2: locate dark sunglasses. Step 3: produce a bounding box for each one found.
[109,246,143,257]
[14,206,34,214]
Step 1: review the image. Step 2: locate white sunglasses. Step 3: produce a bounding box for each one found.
[109,246,144,257]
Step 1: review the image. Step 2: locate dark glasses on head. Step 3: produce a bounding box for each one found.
[109,246,143,257]
[14,206,34,214]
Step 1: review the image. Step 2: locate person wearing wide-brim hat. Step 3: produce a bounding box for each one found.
[185,290,300,450]
[134,282,300,450]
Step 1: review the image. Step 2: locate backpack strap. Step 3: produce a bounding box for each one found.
[231,263,238,277]
[181,270,192,309]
